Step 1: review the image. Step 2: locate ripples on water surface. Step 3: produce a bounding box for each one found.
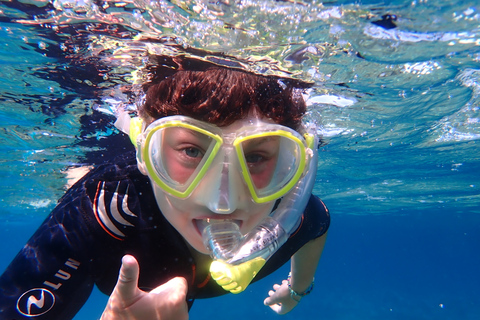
[0,0,479,319]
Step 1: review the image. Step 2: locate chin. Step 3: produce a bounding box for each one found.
[187,238,210,255]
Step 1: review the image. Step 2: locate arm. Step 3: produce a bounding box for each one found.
[264,232,328,314]
[290,231,327,295]
[0,173,107,320]
[0,210,95,319]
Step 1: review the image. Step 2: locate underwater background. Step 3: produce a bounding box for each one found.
[1,0,479,319]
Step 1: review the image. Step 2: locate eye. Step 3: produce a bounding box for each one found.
[245,153,266,164]
[183,146,204,159]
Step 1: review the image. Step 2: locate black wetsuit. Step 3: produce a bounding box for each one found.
[0,151,330,319]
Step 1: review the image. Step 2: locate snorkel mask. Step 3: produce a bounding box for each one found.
[116,112,318,293]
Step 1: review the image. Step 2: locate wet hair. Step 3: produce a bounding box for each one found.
[139,55,312,129]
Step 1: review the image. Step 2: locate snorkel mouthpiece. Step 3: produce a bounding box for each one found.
[200,220,242,261]
[200,219,270,293]
[200,220,266,293]
[199,214,293,295]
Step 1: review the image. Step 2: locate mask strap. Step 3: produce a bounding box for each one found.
[114,112,143,146]
[304,132,315,150]
[129,117,143,146]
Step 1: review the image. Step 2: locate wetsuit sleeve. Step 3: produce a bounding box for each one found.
[0,185,97,319]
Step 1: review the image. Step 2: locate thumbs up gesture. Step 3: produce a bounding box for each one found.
[101,255,189,320]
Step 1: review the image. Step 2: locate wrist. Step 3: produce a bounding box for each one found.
[287,272,314,302]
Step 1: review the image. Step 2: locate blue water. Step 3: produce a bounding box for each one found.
[1,0,480,319]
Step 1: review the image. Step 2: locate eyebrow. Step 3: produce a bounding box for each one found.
[242,136,280,149]
[170,127,212,141]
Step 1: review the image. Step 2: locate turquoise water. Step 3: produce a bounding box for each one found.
[1,0,479,319]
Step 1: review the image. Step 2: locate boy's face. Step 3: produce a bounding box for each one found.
[150,117,278,254]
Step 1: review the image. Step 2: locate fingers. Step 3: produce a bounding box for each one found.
[263,280,297,315]
[263,280,287,306]
[264,287,280,306]
[150,277,188,297]
[115,255,141,304]
[264,292,284,315]
[268,303,283,314]
[264,294,290,316]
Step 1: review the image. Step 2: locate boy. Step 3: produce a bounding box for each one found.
[0,55,329,319]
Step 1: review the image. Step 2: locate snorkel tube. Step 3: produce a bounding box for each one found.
[200,124,318,293]
[115,112,319,294]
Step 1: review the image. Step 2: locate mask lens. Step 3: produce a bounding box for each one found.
[236,132,305,202]
[145,125,220,196]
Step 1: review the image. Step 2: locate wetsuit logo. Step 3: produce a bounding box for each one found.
[16,288,55,317]
[93,181,138,240]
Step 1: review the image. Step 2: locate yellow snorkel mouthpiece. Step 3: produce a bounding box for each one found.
[209,257,266,294]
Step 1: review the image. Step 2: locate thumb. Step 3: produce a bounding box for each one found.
[114,255,141,303]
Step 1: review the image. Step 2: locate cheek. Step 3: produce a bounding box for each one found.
[160,205,187,231]
[163,148,194,184]
[250,158,277,189]
[153,189,207,250]
[153,187,190,229]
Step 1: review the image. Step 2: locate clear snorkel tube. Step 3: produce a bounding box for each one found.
[200,123,318,293]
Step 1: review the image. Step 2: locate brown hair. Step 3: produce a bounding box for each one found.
[140,55,311,129]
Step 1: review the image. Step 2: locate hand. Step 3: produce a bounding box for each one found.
[101,255,189,320]
[263,279,298,315]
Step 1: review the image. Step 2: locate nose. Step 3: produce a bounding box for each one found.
[205,163,239,214]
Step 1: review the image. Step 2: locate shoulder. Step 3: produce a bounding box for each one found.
[305,195,329,218]
[285,195,330,246]
[302,195,330,238]
[83,151,144,184]
[57,151,157,241]
[68,151,148,199]
[59,151,148,207]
